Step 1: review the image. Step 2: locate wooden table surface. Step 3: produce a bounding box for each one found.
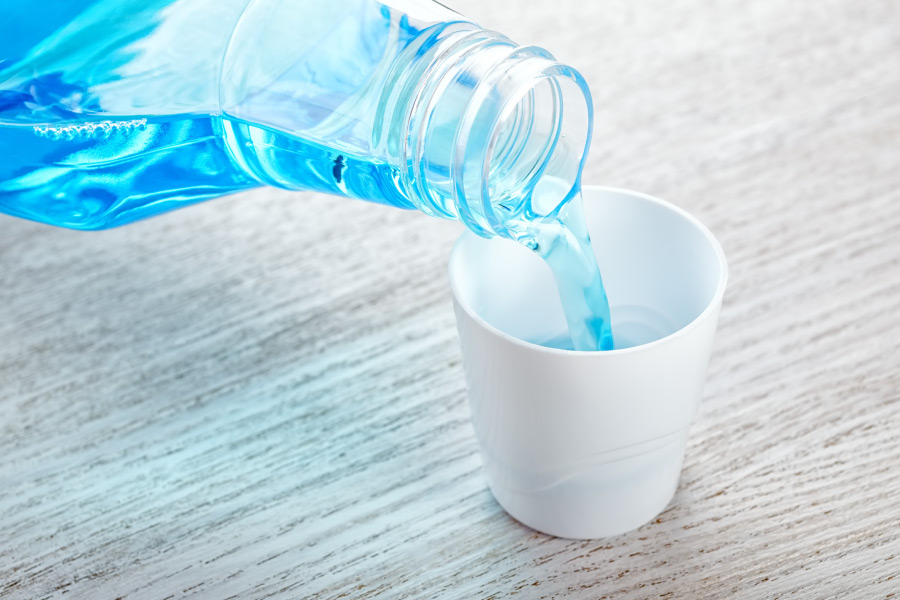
[2,0,899,598]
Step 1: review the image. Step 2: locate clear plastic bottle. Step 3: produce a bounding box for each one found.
[1,0,612,351]
[0,0,592,240]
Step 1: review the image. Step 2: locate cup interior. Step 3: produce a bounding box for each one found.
[449,187,727,350]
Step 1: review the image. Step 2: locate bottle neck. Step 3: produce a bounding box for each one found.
[394,25,593,239]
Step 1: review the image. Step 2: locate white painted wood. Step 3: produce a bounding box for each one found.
[2,0,899,598]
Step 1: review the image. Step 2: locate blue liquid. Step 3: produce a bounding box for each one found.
[0,0,613,351]
[0,114,411,229]
[535,197,614,351]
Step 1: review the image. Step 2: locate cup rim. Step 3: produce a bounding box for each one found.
[448,185,729,356]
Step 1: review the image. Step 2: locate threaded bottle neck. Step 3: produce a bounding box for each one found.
[398,26,593,239]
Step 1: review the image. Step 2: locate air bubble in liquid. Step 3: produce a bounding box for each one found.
[32,119,148,141]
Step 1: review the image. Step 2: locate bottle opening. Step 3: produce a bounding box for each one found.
[483,64,592,235]
[400,29,593,239]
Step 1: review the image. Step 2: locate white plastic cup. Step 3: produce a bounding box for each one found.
[448,186,728,539]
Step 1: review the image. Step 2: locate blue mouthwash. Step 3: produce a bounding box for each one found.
[0,0,613,351]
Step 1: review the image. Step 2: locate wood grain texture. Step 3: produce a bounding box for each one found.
[2,0,899,598]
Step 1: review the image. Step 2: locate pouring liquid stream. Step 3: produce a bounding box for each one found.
[523,191,615,352]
